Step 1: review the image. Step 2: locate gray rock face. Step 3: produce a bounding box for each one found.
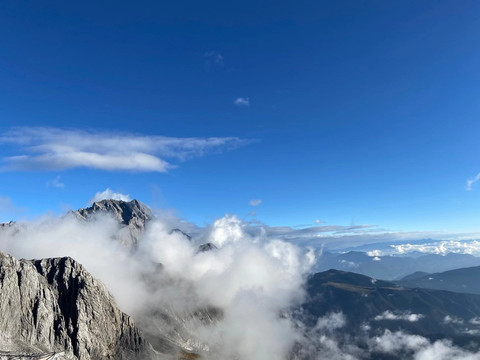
[74,200,153,251]
[0,251,156,360]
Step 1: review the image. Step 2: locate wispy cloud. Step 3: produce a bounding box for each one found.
[443,315,464,325]
[466,173,480,190]
[249,199,262,207]
[46,175,65,188]
[250,223,377,243]
[234,97,250,107]
[204,51,224,71]
[0,127,250,172]
[89,188,131,204]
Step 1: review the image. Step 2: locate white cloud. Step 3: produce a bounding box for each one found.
[371,330,429,353]
[340,259,359,268]
[315,219,325,224]
[466,173,480,191]
[89,188,132,204]
[443,315,463,325]
[249,199,262,207]
[470,317,480,325]
[391,239,480,256]
[46,175,64,188]
[234,97,250,107]
[374,311,424,322]
[0,127,249,172]
[288,228,480,253]
[298,325,480,360]
[314,312,346,331]
[367,250,383,257]
[413,339,480,360]
[208,214,245,248]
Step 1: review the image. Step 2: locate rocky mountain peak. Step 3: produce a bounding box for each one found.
[74,199,153,251]
[75,199,152,226]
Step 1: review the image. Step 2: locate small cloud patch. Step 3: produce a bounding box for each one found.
[249,199,262,207]
[374,311,424,322]
[89,188,132,204]
[46,175,65,188]
[234,97,250,107]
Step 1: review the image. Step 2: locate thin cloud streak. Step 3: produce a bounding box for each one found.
[0,127,251,172]
[466,173,480,191]
[46,175,65,188]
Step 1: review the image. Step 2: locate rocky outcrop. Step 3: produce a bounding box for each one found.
[0,221,15,228]
[197,243,217,253]
[169,229,191,242]
[0,251,156,360]
[74,200,152,251]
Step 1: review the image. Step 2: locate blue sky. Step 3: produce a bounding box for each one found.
[0,1,480,235]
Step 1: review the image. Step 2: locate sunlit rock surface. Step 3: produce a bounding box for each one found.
[0,251,155,360]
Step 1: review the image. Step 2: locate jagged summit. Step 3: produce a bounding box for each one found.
[75,199,153,226]
[74,199,153,251]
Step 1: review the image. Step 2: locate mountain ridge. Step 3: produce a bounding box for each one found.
[397,265,480,295]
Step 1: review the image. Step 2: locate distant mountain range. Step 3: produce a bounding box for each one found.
[314,250,480,280]
[396,266,480,295]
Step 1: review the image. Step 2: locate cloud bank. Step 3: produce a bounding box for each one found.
[0,127,250,172]
[0,207,314,360]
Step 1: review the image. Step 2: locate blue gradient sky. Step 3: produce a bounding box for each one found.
[1,1,480,234]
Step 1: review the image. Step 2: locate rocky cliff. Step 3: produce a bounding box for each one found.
[0,251,156,360]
